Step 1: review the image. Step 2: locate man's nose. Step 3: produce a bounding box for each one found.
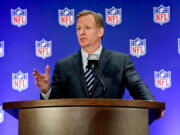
[80,28,86,35]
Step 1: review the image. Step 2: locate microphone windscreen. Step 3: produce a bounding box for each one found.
[87,54,99,69]
[87,54,98,60]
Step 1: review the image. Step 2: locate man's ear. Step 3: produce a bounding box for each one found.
[98,27,104,38]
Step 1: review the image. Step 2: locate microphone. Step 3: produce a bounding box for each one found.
[87,54,107,97]
[87,54,99,69]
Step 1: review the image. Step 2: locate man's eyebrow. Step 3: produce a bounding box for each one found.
[76,24,90,27]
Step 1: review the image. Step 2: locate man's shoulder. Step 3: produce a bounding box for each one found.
[55,51,78,66]
[104,48,129,58]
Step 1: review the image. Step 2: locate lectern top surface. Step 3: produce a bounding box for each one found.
[3,98,165,110]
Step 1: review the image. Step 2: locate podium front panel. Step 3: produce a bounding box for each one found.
[19,107,149,135]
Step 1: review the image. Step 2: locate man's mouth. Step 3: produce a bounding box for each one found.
[80,38,87,42]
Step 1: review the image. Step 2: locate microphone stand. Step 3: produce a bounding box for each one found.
[91,68,107,98]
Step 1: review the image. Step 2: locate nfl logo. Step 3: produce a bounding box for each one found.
[153,5,170,25]
[154,69,171,91]
[0,41,4,58]
[178,38,180,55]
[12,71,28,92]
[105,7,122,27]
[11,7,27,27]
[130,37,146,58]
[0,106,4,123]
[58,7,74,27]
[35,39,52,59]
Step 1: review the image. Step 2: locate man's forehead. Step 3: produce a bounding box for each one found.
[76,14,96,24]
[78,14,94,19]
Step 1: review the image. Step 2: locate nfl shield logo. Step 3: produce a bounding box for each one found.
[11,7,27,27]
[0,106,4,123]
[0,41,4,58]
[153,5,170,25]
[130,37,146,58]
[154,69,171,91]
[105,7,122,27]
[58,7,74,27]
[178,38,180,55]
[12,71,28,92]
[35,39,52,59]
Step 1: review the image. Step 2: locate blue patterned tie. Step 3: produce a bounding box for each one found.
[84,65,95,96]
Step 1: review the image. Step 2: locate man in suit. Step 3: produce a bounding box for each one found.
[33,10,154,100]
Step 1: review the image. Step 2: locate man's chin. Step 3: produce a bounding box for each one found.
[79,43,88,48]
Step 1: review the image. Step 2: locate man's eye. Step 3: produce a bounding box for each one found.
[77,28,81,31]
[86,27,90,29]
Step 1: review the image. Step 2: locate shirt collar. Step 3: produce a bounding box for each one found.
[81,45,102,70]
[81,45,102,59]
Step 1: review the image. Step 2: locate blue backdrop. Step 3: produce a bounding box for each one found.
[0,0,180,135]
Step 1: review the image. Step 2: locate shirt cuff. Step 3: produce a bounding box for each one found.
[40,87,51,100]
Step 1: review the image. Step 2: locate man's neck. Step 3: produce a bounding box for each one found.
[82,43,101,54]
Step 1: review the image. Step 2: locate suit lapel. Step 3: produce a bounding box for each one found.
[71,50,89,97]
[98,48,111,75]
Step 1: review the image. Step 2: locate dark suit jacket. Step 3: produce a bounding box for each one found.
[46,48,154,100]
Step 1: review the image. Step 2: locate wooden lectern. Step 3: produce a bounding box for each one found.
[3,99,165,135]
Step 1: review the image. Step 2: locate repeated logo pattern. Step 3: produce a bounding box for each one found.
[35,39,52,59]
[12,71,28,92]
[11,7,27,27]
[0,106,4,123]
[130,37,146,58]
[0,41,4,58]
[105,7,122,27]
[58,7,74,27]
[154,69,171,90]
[153,5,170,25]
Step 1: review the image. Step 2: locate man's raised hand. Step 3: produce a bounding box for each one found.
[33,65,50,94]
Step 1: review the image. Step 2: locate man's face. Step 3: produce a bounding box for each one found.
[76,14,104,49]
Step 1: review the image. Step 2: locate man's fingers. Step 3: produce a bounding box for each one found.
[45,65,50,76]
[155,110,165,120]
[33,68,38,73]
[34,76,39,80]
[160,110,165,117]
[33,69,40,76]
[33,66,50,91]
[33,69,46,78]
